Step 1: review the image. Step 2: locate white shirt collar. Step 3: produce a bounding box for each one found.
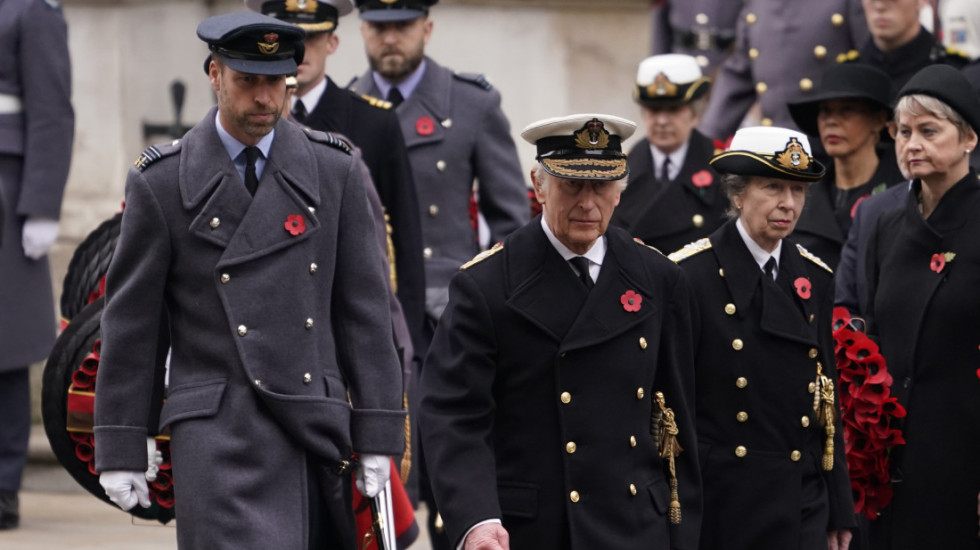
[649,140,690,181]
[540,216,606,282]
[293,77,327,114]
[735,218,782,278]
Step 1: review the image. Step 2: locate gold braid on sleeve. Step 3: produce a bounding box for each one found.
[400,392,411,482]
[655,391,683,525]
[814,364,836,471]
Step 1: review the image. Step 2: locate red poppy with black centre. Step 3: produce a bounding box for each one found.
[691,170,713,188]
[793,277,811,299]
[929,253,945,273]
[416,116,435,136]
[285,214,306,236]
[620,290,642,312]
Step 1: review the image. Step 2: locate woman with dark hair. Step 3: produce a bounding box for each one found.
[864,64,980,550]
[671,126,854,550]
[786,63,903,269]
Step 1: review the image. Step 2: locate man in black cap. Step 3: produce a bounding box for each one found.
[92,12,405,549]
[419,113,702,550]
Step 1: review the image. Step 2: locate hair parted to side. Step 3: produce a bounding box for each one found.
[895,94,976,141]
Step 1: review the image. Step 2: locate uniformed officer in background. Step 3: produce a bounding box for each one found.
[698,0,868,141]
[0,0,74,530]
[94,12,405,549]
[649,0,744,76]
[420,113,702,550]
[611,53,729,254]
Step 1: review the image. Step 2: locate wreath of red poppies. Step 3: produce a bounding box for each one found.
[832,307,905,519]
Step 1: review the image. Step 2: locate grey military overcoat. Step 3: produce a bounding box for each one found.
[94,109,405,549]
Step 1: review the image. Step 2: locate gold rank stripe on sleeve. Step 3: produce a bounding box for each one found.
[796,243,833,274]
[667,238,712,264]
[460,242,503,270]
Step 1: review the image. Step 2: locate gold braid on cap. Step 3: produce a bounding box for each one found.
[655,391,683,524]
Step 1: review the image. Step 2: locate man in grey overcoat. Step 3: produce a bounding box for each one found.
[93,12,405,550]
[0,0,74,530]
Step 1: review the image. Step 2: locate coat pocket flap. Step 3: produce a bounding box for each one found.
[497,482,538,519]
[159,379,227,430]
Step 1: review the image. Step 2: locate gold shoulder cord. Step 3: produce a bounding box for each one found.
[655,391,683,525]
[813,364,836,471]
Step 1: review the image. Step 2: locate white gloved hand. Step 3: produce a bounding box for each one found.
[145,437,164,483]
[99,470,151,511]
[355,454,391,498]
[22,217,59,260]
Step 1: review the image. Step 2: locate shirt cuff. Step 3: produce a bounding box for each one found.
[457,518,502,550]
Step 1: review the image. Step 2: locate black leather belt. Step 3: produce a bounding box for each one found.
[673,27,736,52]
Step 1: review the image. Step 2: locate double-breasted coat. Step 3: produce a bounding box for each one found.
[0,0,74,371]
[672,220,854,549]
[350,58,529,317]
[857,28,969,97]
[93,109,405,549]
[650,0,744,75]
[418,220,703,550]
[865,172,980,550]
[612,130,728,254]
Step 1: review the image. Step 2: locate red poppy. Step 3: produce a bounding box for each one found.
[793,277,811,300]
[691,170,713,188]
[976,368,980,380]
[712,136,733,152]
[620,290,642,312]
[849,193,870,219]
[416,116,435,136]
[930,253,945,273]
[285,214,306,236]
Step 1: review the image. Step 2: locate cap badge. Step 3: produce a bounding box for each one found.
[258,33,281,56]
[286,0,317,13]
[574,118,610,150]
[775,137,810,170]
[648,72,678,97]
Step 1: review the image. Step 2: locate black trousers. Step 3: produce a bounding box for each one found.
[0,368,30,492]
[307,455,356,550]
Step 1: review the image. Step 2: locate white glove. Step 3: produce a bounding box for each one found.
[99,470,151,511]
[22,217,59,260]
[145,437,164,483]
[355,454,391,498]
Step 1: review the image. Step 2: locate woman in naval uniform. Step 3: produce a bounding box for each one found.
[670,126,854,550]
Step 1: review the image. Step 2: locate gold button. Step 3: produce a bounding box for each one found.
[308,206,316,215]
[692,214,704,228]
[305,318,314,329]
[748,48,759,60]
[755,82,767,94]
[814,45,827,59]
[254,379,262,387]
[735,445,747,458]
[636,387,645,399]
[441,118,453,128]
[725,303,736,315]
[791,450,802,462]
[436,160,447,172]
[303,373,312,384]
[560,392,571,404]
[238,325,248,336]
[799,78,813,92]
[809,314,815,323]
[423,247,433,259]
[220,273,230,284]
[745,12,756,24]
[696,55,709,68]
[801,416,810,428]
[732,338,744,351]
[808,381,817,393]
[639,337,648,349]
[310,263,318,274]
[831,13,844,26]
[718,268,725,277]
[569,491,580,503]
[761,117,773,126]
[808,348,818,359]
[565,441,577,454]
[736,411,748,422]
[695,13,708,24]
[560,352,567,358]
[629,483,637,496]
[429,204,439,217]
[210,217,220,229]
[736,377,748,389]
[630,435,637,447]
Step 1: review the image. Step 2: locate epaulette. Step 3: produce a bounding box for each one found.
[836,49,860,63]
[633,237,664,256]
[357,93,393,110]
[453,71,494,91]
[667,238,712,263]
[797,243,833,274]
[303,128,352,155]
[133,139,181,172]
[461,242,503,270]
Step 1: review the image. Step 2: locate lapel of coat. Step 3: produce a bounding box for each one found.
[505,221,589,342]
[397,58,450,149]
[766,241,819,345]
[675,131,720,208]
[306,77,348,133]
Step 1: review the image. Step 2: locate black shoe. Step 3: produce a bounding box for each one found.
[0,491,18,530]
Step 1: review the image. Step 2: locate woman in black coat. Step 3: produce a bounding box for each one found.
[671,126,854,550]
[864,65,980,550]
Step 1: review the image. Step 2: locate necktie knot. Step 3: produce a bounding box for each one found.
[570,256,594,290]
[243,146,261,196]
[660,157,671,181]
[291,101,308,123]
[387,87,404,108]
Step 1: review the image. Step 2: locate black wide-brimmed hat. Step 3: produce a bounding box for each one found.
[711,126,826,182]
[896,64,980,134]
[198,12,306,75]
[356,0,437,22]
[521,113,637,181]
[246,0,354,33]
[788,63,893,137]
[633,54,711,107]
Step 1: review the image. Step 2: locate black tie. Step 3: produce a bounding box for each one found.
[243,146,260,196]
[570,256,594,290]
[660,157,671,182]
[763,256,776,280]
[387,87,404,108]
[291,101,308,123]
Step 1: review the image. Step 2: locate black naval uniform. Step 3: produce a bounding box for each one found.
[672,220,854,550]
[857,27,969,96]
[790,148,903,270]
[865,172,980,550]
[612,130,727,254]
[299,76,426,353]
